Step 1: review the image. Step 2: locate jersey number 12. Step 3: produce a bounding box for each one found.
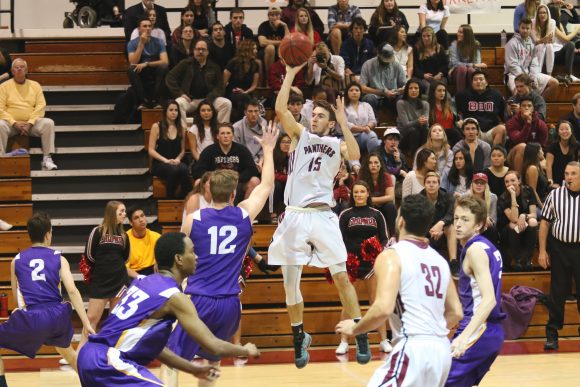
[208,225,238,254]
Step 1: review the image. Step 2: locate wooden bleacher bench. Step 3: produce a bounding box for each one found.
[157,200,184,223]
[0,179,32,202]
[0,258,11,282]
[0,204,33,228]
[161,225,181,234]
[0,230,30,255]
[25,39,126,54]
[152,177,194,199]
[18,52,128,73]
[0,156,30,178]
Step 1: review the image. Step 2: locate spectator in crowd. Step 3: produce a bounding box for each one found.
[0,48,12,83]
[127,18,169,110]
[421,170,457,263]
[504,17,559,98]
[360,43,406,113]
[131,7,167,47]
[283,91,310,129]
[560,93,580,140]
[521,142,549,208]
[513,0,541,33]
[187,0,216,38]
[546,121,578,188]
[306,42,345,95]
[456,70,507,146]
[547,3,580,79]
[390,25,413,80]
[548,0,579,28]
[358,153,396,236]
[418,0,450,49]
[369,0,409,46]
[452,118,491,172]
[258,6,289,78]
[148,101,192,199]
[506,95,548,148]
[396,78,430,155]
[78,201,130,350]
[233,99,268,168]
[166,39,232,127]
[225,8,254,52]
[498,170,538,271]
[268,58,308,92]
[0,218,12,231]
[540,161,580,350]
[333,159,354,215]
[124,0,170,43]
[282,0,324,37]
[182,171,213,221]
[464,172,499,246]
[170,25,197,67]
[301,85,332,124]
[428,81,460,146]
[291,7,322,45]
[126,207,161,278]
[224,40,260,122]
[335,180,391,355]
[485,145,509,197]
[327,0,361,54]
[340,17,375,83]
[0,59,57,170]
[449,24,487,94]
[171,7,196,46]
[402,148,437,199]
[505,73,547,122]
[208,22,235,71]
[344,82,380,153]
[192,123,260,202]
[414,123,453,177]
[412,26,448,94]
[187,100,217,165]
[374,128,410,184]
[442,148,473,196]
[272,134,291,222]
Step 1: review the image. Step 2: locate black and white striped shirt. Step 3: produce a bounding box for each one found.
[541,187,580,243]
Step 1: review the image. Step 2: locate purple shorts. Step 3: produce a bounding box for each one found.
[0,302,74,358]
[78,342,162,387]
[446,322,504,387]
[167,294,241,361]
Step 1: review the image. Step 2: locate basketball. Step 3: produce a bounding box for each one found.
[279,33,313,67]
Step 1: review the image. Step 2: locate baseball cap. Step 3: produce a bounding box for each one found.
[268,5,281,13]
[378,44,395,63]
[473,172,488,183]
[383,127,400,138]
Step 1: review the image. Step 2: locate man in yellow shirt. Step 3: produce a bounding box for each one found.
[126,207,161,277]
[0,58,57,170]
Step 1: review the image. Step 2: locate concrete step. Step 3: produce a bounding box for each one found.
[43,85,129,92]
[29,145,144,154]
[51,215,157,227]
[52,245,85,254]
[54,124,139,133]
[45,104,114,112]
[32,192,152,201]
[31,168,149,177]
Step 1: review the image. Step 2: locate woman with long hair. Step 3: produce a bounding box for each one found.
[182,171,212,225]
[335,180,391,355]
[449,24,486,93]
[78,200,130,350]
[412,26,449,94]
[396,78,430,155]
[402,147,437,199]
[418,0,450,49]
[390,25,413,80]
[291,7,322,45]
[343,82,380,153]
[485,145,509,197]
[170,25,198,67]
[369,0,409,46]
[414,124,453,177]
[428,81,460,146]
[272,134,292,222]
[223,40,260,122]
[521,142,549,208]
[546,121,578,189]
[171,7,197,45]
[188,0,216,37]
[513,0,541,33]
[130,8,167,46]
[149,100,192,198]
[465,172,499,246]
[498,170,538,271]
[442,148,473,196]
[187,100,217,162]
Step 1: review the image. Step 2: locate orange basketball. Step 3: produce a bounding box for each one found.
[279,32,313,67]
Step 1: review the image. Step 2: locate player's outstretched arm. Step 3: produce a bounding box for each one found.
[451,245,496,358]
[336,249,400,336]
[239,122,279,221]
[275,63,306,140]
[157,347,220,382]
[334,96,360,161]
[60,256,96,336]
[167,292,260,358]
[444,277,463,329]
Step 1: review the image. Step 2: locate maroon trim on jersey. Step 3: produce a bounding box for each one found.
[381,349,410,386]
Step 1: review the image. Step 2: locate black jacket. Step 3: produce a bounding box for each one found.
[192,142,259,183]
[165,58,224,103]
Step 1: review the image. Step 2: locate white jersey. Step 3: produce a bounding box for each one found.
[389,240,450,340]
[285,128,341,207]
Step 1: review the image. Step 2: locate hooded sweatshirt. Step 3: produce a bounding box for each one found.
[504,32,541,77]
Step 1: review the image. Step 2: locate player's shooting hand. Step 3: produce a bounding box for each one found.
[451,335,468,358]
[332,96,348,126]
[255,121,279,153]
[335,319,356,337]
[190,363,221,381]
[243,342,261,358]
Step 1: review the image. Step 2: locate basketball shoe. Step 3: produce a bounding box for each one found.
[355,333,371,364]
[293,331,312,368]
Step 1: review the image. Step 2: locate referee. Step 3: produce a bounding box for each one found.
[539,161,580,350]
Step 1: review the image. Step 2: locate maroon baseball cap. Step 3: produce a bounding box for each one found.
[473,173,488,183]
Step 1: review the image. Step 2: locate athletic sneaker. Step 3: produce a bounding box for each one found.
[335,340,349,355]
[58,358,69,365]
[379,339,393,353]
[293,331,312,369]
[355,333,371,364]
[0,219,13,231]
[41,156,58,171]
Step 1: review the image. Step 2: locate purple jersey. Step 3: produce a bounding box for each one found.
[88,274,181,366]
[14,246,63,308]
[458,235,505,331]
[186,206,253,297]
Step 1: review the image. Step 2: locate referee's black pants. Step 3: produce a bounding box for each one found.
[546,235,580,333]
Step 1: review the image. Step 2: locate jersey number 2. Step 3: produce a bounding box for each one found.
[421,263,443,299]
[208,226,238,254]
[30,259,46,282]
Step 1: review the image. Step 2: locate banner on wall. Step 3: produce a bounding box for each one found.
[444,0,502,14]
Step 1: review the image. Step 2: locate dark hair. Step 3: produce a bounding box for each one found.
[455,196,487,230]
[217,122,234,134]
[416,148,436,171]
[230,7,244,17]
[138,16,151,27]
[193,100,218,144]
[521,142,545,186]
[274,134,291,174]
[127,206,145,222]
[400,194,435,236]
[518,95,535,106]
[289,92,304,104]
[556,120,577,147]
[426,0,444,12]
[359,153,389,197]
[313,100,337,122]
[311,84,328,100]
[428,81,453,125]
[402,78,423,109]
[349,180,373,207]
[515,72,532,86]
[211,21,224,31]
[159,100,184,139]
[27,212,52,243]
[344,82,362,106]
[155,232,187,271]
[244,98,261,111]
[448,148,473,187]
[573,93,580,106]
[180,6,195,27]
[350,17,367,32]
[520,17,533,26]
[471,69,488,81]
[490,144,507,158]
